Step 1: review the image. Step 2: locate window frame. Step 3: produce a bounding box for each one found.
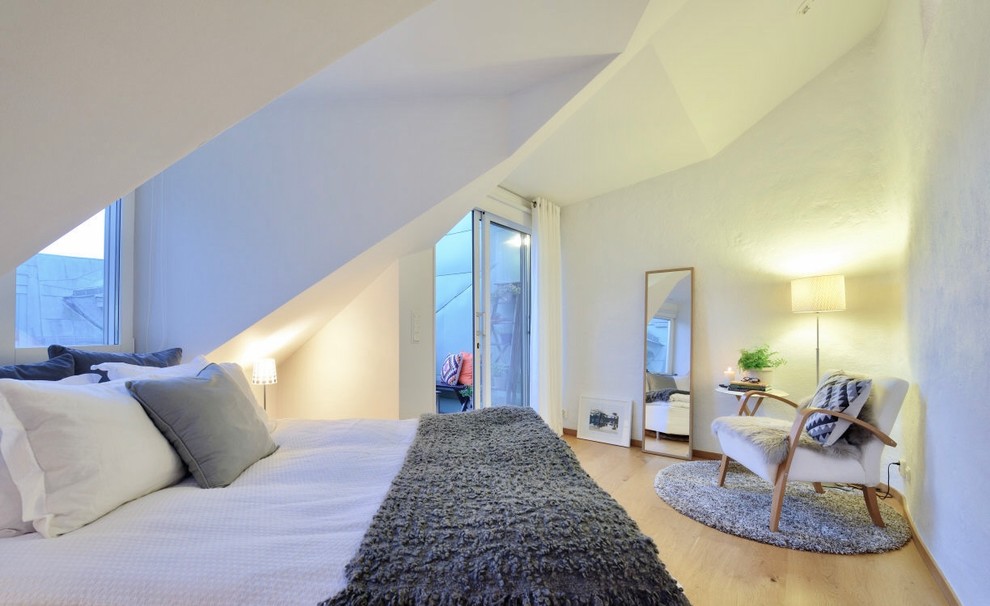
[1,192,135,364]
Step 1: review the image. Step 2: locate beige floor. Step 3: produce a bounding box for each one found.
[565,435,949,606]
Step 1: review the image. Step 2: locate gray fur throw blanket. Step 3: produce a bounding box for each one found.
[321,406,690,605]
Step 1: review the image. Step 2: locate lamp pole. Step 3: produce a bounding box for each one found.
[815,312,821,383]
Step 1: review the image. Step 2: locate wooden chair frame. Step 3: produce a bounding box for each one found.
[717,390,896,532]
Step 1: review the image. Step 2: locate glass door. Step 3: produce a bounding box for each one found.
[434,210,530,412]
[477,216,530,408]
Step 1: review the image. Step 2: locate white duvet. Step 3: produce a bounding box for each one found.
[0,418,417,606]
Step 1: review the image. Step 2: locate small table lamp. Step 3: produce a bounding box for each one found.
[251,358,277,411]
[791,274,846,382]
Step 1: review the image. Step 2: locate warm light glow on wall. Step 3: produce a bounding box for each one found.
[239,323,310,366]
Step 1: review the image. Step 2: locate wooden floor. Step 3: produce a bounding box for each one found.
[643,432,691,459]
[565,435,948,606]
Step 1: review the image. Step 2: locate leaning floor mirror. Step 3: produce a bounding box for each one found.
[642,268,693,459]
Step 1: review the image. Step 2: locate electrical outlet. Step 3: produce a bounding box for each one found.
[899,459,911,480]
[562,409,568,420]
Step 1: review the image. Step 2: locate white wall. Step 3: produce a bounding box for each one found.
[276,188,532,421]
[276,262,400,420]
[398,249,436,420]
[559,26,910,458]
[892,0,990,602]
[134,95,510,358]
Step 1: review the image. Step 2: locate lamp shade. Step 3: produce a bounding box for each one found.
[791,274,846,313]
[251,358,277,385]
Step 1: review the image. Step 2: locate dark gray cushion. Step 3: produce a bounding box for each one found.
[126,363,277,488]
[48,345,182,381]
[0,353,75,381]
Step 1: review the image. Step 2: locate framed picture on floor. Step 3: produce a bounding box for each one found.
[577,396,632,447]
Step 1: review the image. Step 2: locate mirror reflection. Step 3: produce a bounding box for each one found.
[643,268,693,459]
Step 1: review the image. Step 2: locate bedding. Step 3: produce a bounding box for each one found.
[47,345,183,380]
[93,354,209,381]
[646,401,691,436]
[0,374,100,536]
[645,388,690,403]
[0,454,31,537]
[0,352,76,381]
[0,401,687,603]
[645,387,691,436]
[0,418,418,605]
[645,372,678,392]
[0,378,186,537]
[326,407,688,605]
[126,363,278,488]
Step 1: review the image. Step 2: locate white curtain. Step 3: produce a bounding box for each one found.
[530,197,563,435]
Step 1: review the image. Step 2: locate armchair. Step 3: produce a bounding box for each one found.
[712,372,908,532]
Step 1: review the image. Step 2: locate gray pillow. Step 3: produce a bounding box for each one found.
[645,372,677,392]
[126,363,277,488]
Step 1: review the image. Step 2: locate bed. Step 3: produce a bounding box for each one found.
[0,350,690,605]
[644,373,691,437]
[645,394,691,436]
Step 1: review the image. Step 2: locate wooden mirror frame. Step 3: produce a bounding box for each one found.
[642,268,694,460]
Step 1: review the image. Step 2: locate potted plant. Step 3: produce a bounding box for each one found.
[737,345,786,385]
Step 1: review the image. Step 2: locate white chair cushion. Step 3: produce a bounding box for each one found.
[716,428,869,485]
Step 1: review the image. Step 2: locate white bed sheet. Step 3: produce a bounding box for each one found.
[645,401,691,435]
[0,417,417,606]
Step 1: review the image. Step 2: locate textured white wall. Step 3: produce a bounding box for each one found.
[560,28,910,458]
[893,0,990,602]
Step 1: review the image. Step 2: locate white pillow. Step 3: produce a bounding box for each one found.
[0,379,186,537]
[92,355,211,382]
[0,373,106,538]
[56,373,103,385]
[0,444,33,537]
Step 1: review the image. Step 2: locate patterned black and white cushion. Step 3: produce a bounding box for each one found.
[804,374,872,446]
[439,353,462,386]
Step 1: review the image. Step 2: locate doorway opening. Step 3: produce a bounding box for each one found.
[434,210,530,413]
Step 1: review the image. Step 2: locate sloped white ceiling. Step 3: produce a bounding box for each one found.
[0,0,429,275]
[136,0,653,360]
[290,0,648,100]
[3,0,893,365]
[1,0,891,273]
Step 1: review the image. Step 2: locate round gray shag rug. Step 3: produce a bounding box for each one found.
[654,461,911,554]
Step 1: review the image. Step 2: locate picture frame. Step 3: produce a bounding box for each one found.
[577,396,632,447]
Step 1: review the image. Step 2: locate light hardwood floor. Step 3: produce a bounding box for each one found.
[565,435,948,606]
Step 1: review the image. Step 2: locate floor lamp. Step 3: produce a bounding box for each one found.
[251,358,277,411]
[791,275,846,383]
